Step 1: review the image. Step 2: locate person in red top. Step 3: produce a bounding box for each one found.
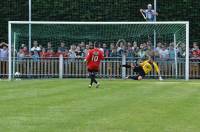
[85,44,104,88]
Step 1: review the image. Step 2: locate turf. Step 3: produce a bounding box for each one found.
[0,79,200,132]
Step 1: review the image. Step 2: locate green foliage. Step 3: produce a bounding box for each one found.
[0,0,199,42]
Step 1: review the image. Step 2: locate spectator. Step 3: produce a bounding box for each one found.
[102,43,109,57]
[159,44,169,60]
[55,49,63,57]
[145,45,154,57]
[17,49,25,61]
[32,50,40,62]
[84,44,90,57]
[58,42,67,52]
[132,41,139,57]
[46,42,53,51]
[69,45,77,58]
[19,43,26,50]
[110,48,119,57]
[138,44,146,58]
[140,4,158,21]
[46,49,55,58]
[63,50,69,58]
[40,48,47,58]
[168,43,176,60]
[75,46,84,58]
[178,43,186,57]
[31,41,41,52]
[0,42,8,61]
[191,42,199,51]
[127,42,134,58]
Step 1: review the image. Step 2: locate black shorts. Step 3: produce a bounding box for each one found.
[88,69,99,73]
[133,66,145,77]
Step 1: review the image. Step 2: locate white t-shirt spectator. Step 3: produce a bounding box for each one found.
[31,46,41,52]
[0,48,8,60]
[159,49,169,59]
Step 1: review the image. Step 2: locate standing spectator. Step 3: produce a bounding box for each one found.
[140,4,158,21]
[63,50,69,58]
[58,42,67,52]
[19,43,26,50]
[178,43,186,57]
[55,49,63,57]
[40,48,47,58]
[84,44,90,57]
[31,41,41,52]
[138,44,146,58]
[127,42,134,59]
[102,43,109,57]
[46,49,55,58]
[75,46,84,58]
[159,44,169,60]
[132,41,139,57]
[46,42,53,51]
[32,50,40,62]
[69,45,77,58]
[168,43,176,60]
[0,42,8,61]
[17,49,25,61]
[191,42,199,51]
[110,48,119,57]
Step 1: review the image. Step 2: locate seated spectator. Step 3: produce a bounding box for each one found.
[159,44,169,60]
[0,42,8,61]
[58,42,67,52]
[31,41,41,52]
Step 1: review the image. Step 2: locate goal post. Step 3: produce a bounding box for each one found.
[8,21,189,80]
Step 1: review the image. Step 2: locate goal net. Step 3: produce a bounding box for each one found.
[8,21,189,80]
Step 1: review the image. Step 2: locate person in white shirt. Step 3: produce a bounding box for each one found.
[159,45,169,60]
[31,41,41,52]
[0,42,8,61]
[140,4,158,21]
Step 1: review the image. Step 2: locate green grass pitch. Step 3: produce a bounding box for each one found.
[0,79,200,132]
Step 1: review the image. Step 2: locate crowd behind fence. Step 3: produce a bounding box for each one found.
[0,40,200,79]
[0,57,199,79]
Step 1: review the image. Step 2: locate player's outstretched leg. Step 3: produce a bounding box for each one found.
[126,75,143,80]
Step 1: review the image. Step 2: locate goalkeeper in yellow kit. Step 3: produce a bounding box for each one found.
[122,58,163,80]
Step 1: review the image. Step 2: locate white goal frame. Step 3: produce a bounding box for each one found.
[8,21,189,80]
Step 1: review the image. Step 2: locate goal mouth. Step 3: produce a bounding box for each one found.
[8,21,189,80]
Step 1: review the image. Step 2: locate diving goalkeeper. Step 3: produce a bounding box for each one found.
[122,58,163,80]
